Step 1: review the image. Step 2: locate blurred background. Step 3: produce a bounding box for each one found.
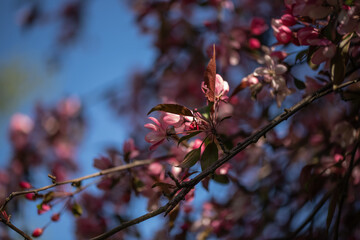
[0,1,156,239]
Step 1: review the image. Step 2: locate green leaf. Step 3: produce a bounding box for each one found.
[331,51,346,87]
[43,192,54,203]
[307,46,319,70]
[178,131,202,146]
[168,205,180,230]
[332,33,353,88]
[72,202,83,217]
[178,148,201,168]
[295,49,308,64]
[294,77,306,90]
[213,174,229,184]
[345,0,354,6]
[327,193,338,231]
[147,104,193,116]
[200,142,218,171]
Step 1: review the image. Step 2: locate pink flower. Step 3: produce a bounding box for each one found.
[163,113,183,127]
[32,228,43,237]
[249,38,261,49]
[19,181,31,189]
[148,162,163,176]
[275,25,293,44]
[25,193,36,200]
[38,204,51,215]
[281,14,297,26]
[9,113,33,134]
[250,17,268,35]
[215,74,229,98]
[270,51,287,61]
[201,74,229,102]
[144,117,168,150]
[123,138,139,159]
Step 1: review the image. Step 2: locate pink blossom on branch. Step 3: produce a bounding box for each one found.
[144,117,169,151]
[201,74,229,102]
[250,17,268,35]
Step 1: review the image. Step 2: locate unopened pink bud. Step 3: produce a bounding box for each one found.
[51,213,60,221]
[25,193,35,201]
[281,14,296,26]
[19,181,31,189]
[32,228,43,237]
[249,38,261,49]
[276,26,292,44]
[38,204,51,215]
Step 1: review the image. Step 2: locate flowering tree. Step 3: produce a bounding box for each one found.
[1,0,360,239]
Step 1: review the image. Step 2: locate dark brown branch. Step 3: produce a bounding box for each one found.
[333,137,360,240]
[90,205,169,240]
[289,191,332,239]
[91,79,359,240]
[0,217,33,240]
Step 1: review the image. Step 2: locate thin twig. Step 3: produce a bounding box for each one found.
[289,191,332,239]
[91,79,359,240]
[333,137,360,240]
[0,218,33,240]
[0,156,170,212]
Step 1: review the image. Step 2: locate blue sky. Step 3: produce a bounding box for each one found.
[0,1,158,239]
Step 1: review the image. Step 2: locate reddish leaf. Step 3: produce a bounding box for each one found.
[152,182,176,195]
[230,81,248,98]
[204,44,216,102]
[147,104,193,116]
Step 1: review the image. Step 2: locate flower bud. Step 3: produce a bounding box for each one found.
[19,181,31,189]
[51,213,60,221]
[32,228,43,237]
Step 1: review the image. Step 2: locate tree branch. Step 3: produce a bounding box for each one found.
[0,156,171,213]
[0,217,33,240]
[91,79,359,240]
[333,137,360,240]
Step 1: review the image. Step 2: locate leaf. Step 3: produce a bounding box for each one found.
[230,81,247,98]
[307,46,319,70]
[331,51,346,87]
[213,174,229,184]
[147,104,193,116]
[178,148,201,168]
[200,142,218,171]
[294,77,306,90]
[43,192,54,203]
[332,33,353,88]
[327,193,338,231]
[152,182,176,195]
[178,131,202,146]
[219,116,232,123]
[295,49,308,64]
[71,202,83,217]
[204,44,216,102]
[168,205,180,230]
